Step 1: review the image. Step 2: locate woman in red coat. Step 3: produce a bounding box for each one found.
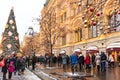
[85,54,91,70]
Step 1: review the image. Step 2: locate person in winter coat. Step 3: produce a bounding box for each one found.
[85,54,91,70]
[70,52,78,74]
[108,54,115,68]
[8,61,15,80]
[91,54,96,67]
[95,53,101,72]
[31,54,37,70]
[16,57,22,75]
[2,57,9,80]
[100,52,107,72]
[62,53,67,72]
[78,54,84,71]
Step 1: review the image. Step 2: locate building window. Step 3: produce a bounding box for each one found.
[64,12,67,21]
[89,26,98,38]
[78,6,81,13]
[61,15,63,23]
[109,12,120,32]
[62,35,66,45]
[75,28,82,42]
[73,8,76,16]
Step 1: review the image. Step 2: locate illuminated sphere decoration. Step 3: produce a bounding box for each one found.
[82,16,85,19]
[96,12,101,16]
[8,31,13,36]
[89,7,94,12]
[92,21,97,26]
[12,26,15,30]
[84,20,87,24]
[7,44,12,49]
[118,11,120,15]
[9,20,14,24]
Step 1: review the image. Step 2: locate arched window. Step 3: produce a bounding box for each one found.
[109,12,120,32]
[89,25,98,38]
[75,28,82,42]
[62,35,66,45]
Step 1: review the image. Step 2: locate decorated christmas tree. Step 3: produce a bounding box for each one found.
[1,8,20,55]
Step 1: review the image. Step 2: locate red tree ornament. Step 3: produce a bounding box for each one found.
[96,12,101,16]
[82,16,85,19]
[89,7,94,12]
[118,11,120,15]
[92,21,97,26]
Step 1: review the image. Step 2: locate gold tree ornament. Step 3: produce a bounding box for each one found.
[12,26,15,29]
[17,52,22,58]
[9,20,14,24]
[8,31,13,36]
[7,44,12,49]
[5,25,8,28]
[15,36,18,40]
[1,37,7,42]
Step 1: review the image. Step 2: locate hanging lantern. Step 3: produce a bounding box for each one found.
[7,44,12,49]
[92,21,97,26]
[89,7,94,12]
[9,20,14,24]
[8,31,13,36]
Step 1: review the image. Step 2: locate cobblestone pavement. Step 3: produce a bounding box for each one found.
[31,63,120,80]
[0,68,41,80]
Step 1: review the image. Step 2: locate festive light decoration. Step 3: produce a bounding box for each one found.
[9,20,14,24]
[118,11,120,15]
[96,12,101,16]
[82,16,84,19]
[1,37,7,43]
[78,2,81,6]
[107,26,111,29]
[7,44,12,49]
[84,20,87,24]
[89,7,94,12]
[12,26,15,30]
[8,31,13,36]
[92,21,97,26]
[84,24,87,28]
[5,25,9,29]
[15,36,18,40]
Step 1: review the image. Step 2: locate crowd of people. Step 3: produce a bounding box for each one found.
[1,50,120,79]
[37,50,120,74]
[0,53,37,80]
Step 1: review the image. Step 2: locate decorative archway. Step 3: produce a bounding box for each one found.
[86,46,99,54]
[106,42,120,61]
[106,42,120,52]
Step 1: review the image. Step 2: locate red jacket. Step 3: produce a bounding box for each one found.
[85,55,90,65]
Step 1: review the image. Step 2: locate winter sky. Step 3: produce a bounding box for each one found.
[0,0,46,42]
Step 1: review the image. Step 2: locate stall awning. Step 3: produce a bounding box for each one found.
[86,46,99,53]
[106,43,120,52]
